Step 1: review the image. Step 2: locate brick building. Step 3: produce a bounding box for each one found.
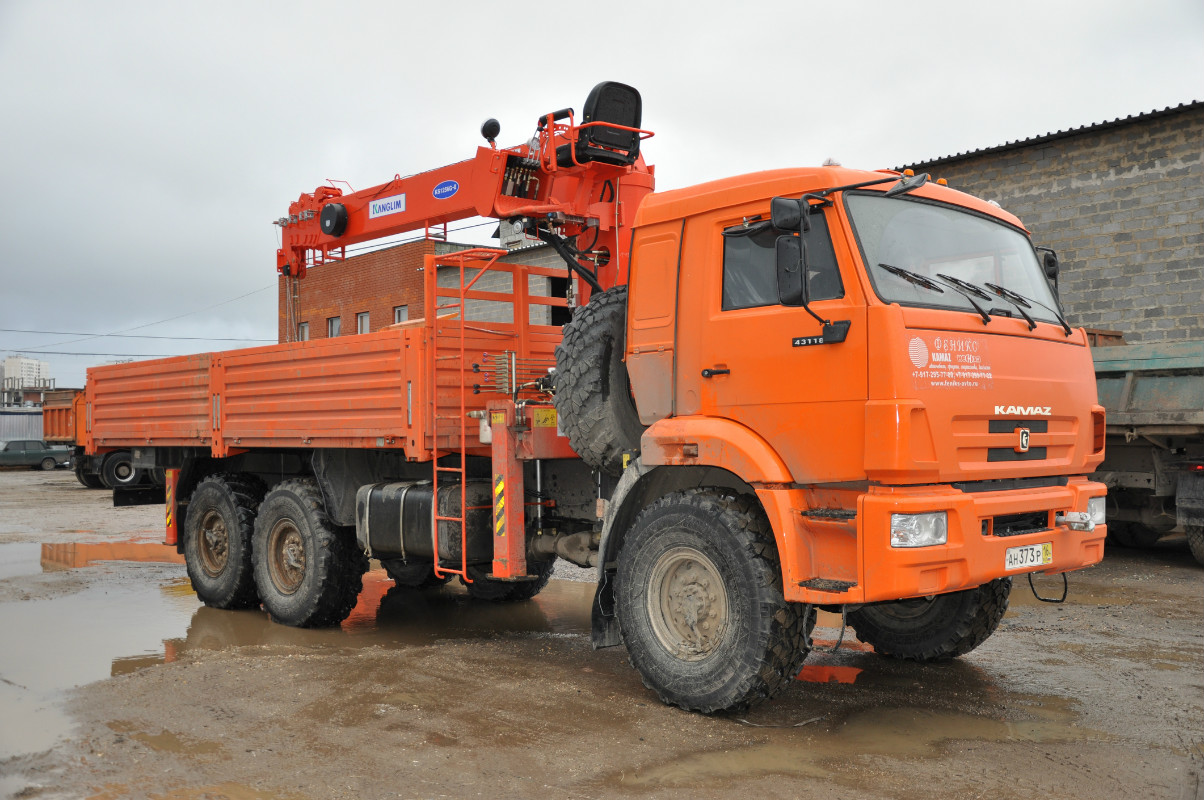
[277,239,569,342]
[902,101,1203,344]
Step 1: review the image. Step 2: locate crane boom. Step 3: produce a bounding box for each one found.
[274,82,655,294]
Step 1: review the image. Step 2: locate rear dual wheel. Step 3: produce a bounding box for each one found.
[252,479,368,628]
[100,451,142,488]
[74,463,105,489]
[184,474,265,610]
[1186,526,1204,567]
[462,559,554,602]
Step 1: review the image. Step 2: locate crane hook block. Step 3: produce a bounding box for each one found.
[320,203,348,237]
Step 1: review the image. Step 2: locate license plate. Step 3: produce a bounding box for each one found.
[1005,542,1053,571]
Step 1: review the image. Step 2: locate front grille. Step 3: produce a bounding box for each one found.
[952,476,1068,493]
[984,511,1051,537]
[987,446,1047,462]
[988,419,1048,433]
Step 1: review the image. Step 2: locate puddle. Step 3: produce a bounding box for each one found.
[615,704,1097,788]
[87,782,309,800]
[175,571,593,655]
[0,571,199,760]
[0,542,42,580]
[41,541,184,569]
[0,560,595,763]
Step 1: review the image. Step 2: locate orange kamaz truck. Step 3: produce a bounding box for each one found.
[71,82,1107,713]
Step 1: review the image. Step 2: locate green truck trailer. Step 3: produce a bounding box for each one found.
[1092,339,1204,565]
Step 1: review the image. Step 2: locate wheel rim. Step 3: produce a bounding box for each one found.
[646,546,729,661]
[198,510,229,578]
[267,517,306,595]
[113,461,133,483]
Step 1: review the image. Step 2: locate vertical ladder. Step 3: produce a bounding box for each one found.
[428,253,469,581]
[426,248,508,582]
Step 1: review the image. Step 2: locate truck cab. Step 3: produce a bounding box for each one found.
[616,165,1106,613]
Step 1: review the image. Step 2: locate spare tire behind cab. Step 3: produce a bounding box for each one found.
[553,286,645,475]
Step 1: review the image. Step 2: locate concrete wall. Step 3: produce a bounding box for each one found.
[904,103,1204,344]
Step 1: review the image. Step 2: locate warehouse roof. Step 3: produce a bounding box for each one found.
[901,100,1203,170]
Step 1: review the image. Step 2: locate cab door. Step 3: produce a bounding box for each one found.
[675,205,869,484]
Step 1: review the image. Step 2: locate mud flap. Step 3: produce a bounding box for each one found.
[591,571,621,648]
[113,486,167,506]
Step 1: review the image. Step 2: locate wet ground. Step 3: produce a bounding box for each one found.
[0,470,1201,799]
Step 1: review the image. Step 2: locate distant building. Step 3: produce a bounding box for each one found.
[277,239,569,343]
[2,355,54,407]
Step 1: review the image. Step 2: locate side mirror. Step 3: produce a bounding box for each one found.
[770,197,804,232]
[1042,249,1060,279]
[884,172,929,198]
[776,235,806,306]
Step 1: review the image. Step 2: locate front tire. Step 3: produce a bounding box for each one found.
[183,474,265,609]
[252,478,368,627]
[616,489,812,714]
[39,457,57,471]
[847,578,1011,662]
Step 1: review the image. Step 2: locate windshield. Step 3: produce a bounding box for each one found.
[845,193,1061,324]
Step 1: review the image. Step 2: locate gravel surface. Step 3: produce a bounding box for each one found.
[1,470,1201,799]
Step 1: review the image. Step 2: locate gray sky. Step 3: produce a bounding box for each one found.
[1,0,1201,387]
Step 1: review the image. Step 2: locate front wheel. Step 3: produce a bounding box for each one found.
[252,478,368,627]
[39,457,57,471]
[616,489,812,714]
[847,578,1012,662]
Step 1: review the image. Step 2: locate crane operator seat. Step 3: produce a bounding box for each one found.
[557,81,642,168]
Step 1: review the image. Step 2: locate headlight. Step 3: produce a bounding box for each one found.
[1088,496,1106,525]
[890,512,948,547]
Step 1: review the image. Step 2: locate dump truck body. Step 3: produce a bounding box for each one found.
[1092,339,1204,563]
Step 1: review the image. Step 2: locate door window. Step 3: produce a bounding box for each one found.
[722,210,843,310]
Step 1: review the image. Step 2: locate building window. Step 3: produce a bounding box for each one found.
[297,322,309,341]
[393,305,409,324]
[327,317,341,337]
[357,311,370,334]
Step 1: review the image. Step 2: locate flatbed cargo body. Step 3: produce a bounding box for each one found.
[83,253,565,460]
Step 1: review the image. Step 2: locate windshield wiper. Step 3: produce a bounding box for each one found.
[878,263,945,293]
[935,273,993,325]
[984,282,1072,336]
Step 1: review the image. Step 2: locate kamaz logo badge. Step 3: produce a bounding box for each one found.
[1016,428,1031,453]
[994,405,1051,416]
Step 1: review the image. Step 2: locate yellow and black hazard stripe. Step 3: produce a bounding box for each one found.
[493,475,505,538]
